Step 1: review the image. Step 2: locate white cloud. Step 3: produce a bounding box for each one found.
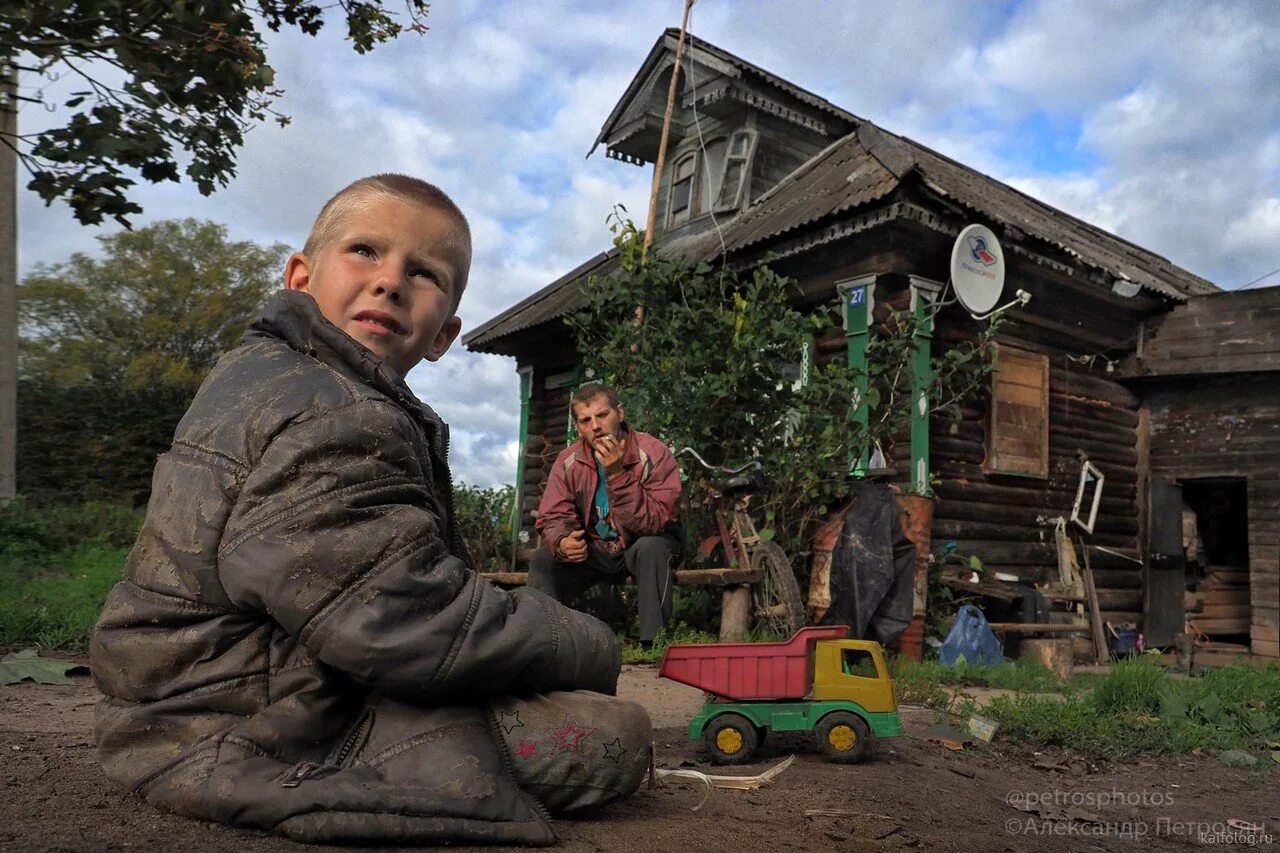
[15,0,1280,482]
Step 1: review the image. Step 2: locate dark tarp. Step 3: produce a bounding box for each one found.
[818,481,915,644]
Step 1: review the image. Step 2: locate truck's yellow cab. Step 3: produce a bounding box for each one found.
[810,639,897,713]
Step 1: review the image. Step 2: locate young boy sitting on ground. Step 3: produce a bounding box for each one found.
[91,174,651,847]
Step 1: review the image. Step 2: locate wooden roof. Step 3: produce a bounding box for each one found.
[589,28,859,163]
[464,34,1218,357]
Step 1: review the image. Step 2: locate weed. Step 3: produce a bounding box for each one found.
[619,624,717,665]
[1092,656,1166,715]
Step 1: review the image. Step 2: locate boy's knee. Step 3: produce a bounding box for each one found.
[491,691,652,814]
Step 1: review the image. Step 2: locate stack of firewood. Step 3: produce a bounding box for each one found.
[1185,565,1251,637]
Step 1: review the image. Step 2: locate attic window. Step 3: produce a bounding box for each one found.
[715,130,757,212]
[700,137,728,212]
[668,152,697,227]
[984,345,1049,478]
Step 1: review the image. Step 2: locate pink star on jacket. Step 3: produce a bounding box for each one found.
[552,714,598,752]
[515,738,540,760]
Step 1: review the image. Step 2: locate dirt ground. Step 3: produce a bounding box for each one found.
[2,662,1275,852]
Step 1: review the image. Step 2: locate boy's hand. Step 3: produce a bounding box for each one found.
[592,434,625,475]
[558,530,588,563]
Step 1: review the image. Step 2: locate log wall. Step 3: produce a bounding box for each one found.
[815,305,1145,623]
[1146,374,1280,656]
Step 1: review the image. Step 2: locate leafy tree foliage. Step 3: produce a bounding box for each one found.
[17,218,286,502]
[3,1,429,225]
[568,213,999,578]
[19,217,286,390]
[453,482,515,572]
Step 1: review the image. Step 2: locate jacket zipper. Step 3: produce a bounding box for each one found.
[334,709,375,768]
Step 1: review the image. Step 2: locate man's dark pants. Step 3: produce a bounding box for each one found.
[528,535,681,644]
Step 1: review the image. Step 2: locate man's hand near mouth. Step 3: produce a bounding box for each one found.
[592,434,625,475]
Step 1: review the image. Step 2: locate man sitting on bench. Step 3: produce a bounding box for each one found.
[529,383,683,648]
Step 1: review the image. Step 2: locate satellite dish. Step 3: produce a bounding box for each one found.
[950,224,1006,315]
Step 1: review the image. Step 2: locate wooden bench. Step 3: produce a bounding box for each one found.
[480,568,765,641]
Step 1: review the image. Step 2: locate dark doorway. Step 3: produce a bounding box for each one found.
[1180,478,1250,645]
[1181,479,1249,569]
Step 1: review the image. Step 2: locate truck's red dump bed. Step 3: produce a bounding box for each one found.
[658,625,849,700]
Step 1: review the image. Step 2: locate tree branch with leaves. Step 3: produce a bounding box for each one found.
[2,0,429,226]
[568,212,1001,579]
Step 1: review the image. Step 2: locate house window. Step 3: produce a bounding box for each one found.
[984,345,1050,477]
[700,137,728,213]
[668,153,697,227]
[715,130,757,211]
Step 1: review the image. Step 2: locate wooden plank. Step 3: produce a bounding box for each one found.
[987,623,1091,633]
[1251,637,1280,658]
[1186,617,1252,634]
[996,356,1047,387]
[1079,535,1109,665]
[479,568,765,588]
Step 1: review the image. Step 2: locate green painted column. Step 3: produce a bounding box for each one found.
[838,276,875,476]
[510,366,533,562]
[908,277,943,494]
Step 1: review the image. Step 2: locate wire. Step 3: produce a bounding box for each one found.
[1237,264,1280,290]
[681,2,729,263]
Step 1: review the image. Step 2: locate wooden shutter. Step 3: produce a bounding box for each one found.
[985,345,1049,477]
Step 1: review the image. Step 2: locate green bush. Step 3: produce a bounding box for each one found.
[452,483,515,572]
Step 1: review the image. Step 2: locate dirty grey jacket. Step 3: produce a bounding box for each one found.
[90,290,619,845]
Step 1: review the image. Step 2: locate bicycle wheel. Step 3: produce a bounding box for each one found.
[750,540,804,637]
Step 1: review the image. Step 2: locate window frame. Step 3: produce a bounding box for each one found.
[714,129,759,213]
[667,151,699,228]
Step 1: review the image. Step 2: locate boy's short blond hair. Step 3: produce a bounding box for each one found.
[303,174,473,304]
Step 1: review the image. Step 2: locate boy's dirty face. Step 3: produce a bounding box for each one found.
[285,196,466,376]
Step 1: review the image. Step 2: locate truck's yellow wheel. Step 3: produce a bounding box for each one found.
[705,714,758,765]
[815,711,870,763]
[827,723,857,751]
[716,728,743,754]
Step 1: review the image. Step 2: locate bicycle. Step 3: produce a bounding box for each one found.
[674,447,805,638]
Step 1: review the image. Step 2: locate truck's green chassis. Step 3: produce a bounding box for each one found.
[689,700,902,741]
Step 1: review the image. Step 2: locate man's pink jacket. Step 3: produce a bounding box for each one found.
[535,427,682,558]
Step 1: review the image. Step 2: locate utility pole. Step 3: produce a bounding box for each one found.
[0,59,16,504]
[642,0,694,259]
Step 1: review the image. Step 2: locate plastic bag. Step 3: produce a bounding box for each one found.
[939,604,1003,666]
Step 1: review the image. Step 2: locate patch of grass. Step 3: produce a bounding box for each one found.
[620,624,717,665]
[980,656,1280,757]
[891,658,1068,698]
[0,498,138,649]
[1092,656,1166,715]
[0,543,128,649]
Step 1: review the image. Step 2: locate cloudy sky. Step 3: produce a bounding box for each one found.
[17,0,1280,486]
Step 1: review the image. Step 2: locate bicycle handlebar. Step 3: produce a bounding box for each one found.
[673,446,762,476]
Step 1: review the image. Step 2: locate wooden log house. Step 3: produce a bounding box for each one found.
[463,30,1278,658]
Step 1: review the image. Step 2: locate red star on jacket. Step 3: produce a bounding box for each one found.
[552,714,598,752]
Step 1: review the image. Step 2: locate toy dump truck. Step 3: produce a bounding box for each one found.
[659,626,901,764]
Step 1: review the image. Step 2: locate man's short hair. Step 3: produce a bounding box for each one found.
[303,173,473,301]
[572,382,620,412]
